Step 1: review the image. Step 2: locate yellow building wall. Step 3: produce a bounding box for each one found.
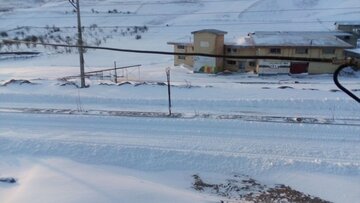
[223,47,257,72]
[193,32,225,73]
[193,33,217,54]
[171,33,349,74]
[173,45,194,67]
[215,35,225,71]
[254,47,346,74]
[308,62,340,74]
[255,47,345,59]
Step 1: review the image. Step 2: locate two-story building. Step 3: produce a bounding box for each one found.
[168,28,356,75]
[226,31,353,74]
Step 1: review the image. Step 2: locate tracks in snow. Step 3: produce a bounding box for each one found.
[0,106,359,126]
[1,110,359,175]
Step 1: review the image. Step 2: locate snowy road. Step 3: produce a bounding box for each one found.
[1,111,359,176]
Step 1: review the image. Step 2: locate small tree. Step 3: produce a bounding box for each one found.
[0,31,8,37]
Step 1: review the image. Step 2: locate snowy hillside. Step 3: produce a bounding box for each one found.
[0,1,359,203]
[0,0,360,67]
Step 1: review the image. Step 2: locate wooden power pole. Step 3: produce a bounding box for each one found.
[69,0,85,88]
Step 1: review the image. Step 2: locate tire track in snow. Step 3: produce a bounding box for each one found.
[0,111,359,175]
[0,106,359,126]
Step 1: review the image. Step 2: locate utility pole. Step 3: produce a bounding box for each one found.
[166,68,172,116]
[69,0,86,88]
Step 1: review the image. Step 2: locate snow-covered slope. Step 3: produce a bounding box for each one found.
[0,0,359,67]
[0,1,360,203]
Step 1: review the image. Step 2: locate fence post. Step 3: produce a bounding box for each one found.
[166,67,171,116]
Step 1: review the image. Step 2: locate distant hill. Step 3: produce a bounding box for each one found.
[0,0,359,66]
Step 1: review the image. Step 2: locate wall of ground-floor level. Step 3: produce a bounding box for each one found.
[308,62,340,74]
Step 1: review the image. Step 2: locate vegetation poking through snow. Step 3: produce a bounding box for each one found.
[1,79,35,86]
[192,174,331,203]
[0,31,8,37]
[0,25,149,54]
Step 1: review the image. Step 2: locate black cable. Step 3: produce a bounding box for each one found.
[333,64,360,103]
[2,40,334,63]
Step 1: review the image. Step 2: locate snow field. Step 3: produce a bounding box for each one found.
[0,157,218,203]
[1,112,359,175]
[1,0,360,202]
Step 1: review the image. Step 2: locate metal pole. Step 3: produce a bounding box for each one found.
[114,61,117,83]
[75,0,85,88]
[166,68,172,116]
[138,66,140,81]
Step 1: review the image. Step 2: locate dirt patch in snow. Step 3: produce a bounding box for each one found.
[114,81,212,88]
[192,174,331,203]
[0,177,16,184]
[1,79,35,86]
[59,81,80,88]
[302,88,319,91]
[278,86,294,89]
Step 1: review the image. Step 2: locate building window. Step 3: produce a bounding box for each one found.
[178,56,186,60]
[200,41,210,48]
[322,48,335,54]
[249,61,256,67]
[177,45,185,49]
[295,48,308,54]
[269,48,281,54]
[227,48,231,53]
[232,48,237,53]
[227,60,236,65]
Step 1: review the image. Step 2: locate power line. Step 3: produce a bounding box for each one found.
[2,40,334,63]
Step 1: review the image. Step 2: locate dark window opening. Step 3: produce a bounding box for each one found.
[177,45,185,49]
[227,60,236,65]
[269,48,281,54]
[178,56,186,60]
[295,48,308,54]
[323,48,336,54]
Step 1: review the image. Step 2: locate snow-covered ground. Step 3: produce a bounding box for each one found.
[1,0,360,202]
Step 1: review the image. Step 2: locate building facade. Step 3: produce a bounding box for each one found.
[168,28,356,75]
[335,22,360,47]
[167,42,194,67]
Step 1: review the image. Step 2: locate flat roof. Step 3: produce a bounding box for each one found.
[247,31,353,48]
[335,21,360,26]
[191,29,227,35]
[345,48,360,56]
[251,31,352,36]
[167,42,193,46]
